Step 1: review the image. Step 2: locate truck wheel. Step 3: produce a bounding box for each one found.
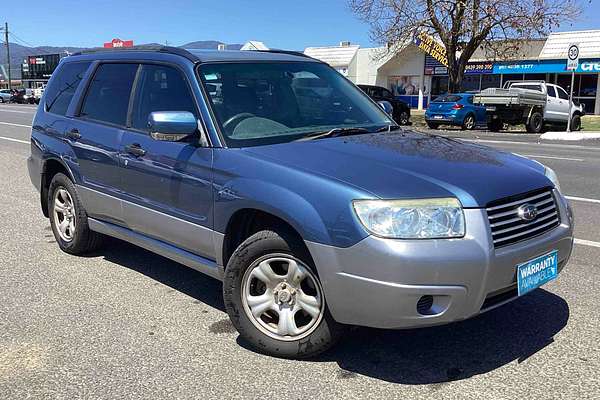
[570,114,581,131]
[461,114,476,130]
[526,112,544,133]
[488,119,503,132]
[223,230,342,358]
[426,121,439,129]
[48,173,104,255]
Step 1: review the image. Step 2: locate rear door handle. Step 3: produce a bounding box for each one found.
[124,143,146,157]
[66,128,81,141]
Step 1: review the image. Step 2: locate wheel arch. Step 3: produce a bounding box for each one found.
[221,208,315,270]
[40,157,75,217]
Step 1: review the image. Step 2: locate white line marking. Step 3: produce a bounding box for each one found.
[0,121,32,128]
[565,195,600,204]
[521,154,584,162]
[0,136,29,144]
[574,238,600,248]
[463,138,600,152]
[0,108,35,114]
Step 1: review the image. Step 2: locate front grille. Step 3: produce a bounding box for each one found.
[486,188,559,248]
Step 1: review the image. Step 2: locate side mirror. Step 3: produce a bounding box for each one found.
[377,100,394,115]
[148,111,197,142]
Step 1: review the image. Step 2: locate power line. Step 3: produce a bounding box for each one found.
[9,31,35,48]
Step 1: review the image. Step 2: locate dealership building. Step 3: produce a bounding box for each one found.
[305,30,600,115]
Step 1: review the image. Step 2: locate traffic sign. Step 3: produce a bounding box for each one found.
[567,43,580,71]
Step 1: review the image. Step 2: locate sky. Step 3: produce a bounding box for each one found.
[5,0,600,50]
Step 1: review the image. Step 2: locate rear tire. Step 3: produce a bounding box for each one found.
[48,173,104,255]
[526,112,544,133]
[488,119,503,132]
[223,230,342,358]
[398,111,410,125]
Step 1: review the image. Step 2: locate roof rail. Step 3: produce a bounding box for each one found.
[252,48,318,61]
[69,45,200,62]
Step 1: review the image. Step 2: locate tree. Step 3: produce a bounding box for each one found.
[350,0,584,92]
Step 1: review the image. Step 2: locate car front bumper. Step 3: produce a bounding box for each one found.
[306,190,574,329]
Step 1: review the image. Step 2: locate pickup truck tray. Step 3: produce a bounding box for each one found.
[473,87,546,107]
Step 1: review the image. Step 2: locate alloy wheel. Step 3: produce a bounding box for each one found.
[53,188,76,242]
[241,254,324,341]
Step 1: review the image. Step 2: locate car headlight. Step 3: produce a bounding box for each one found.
[353,198,465,239]
[544,166,561,192]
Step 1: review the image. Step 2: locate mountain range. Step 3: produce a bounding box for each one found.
[0,40,243,80]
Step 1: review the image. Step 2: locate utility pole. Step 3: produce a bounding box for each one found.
[2,22,11,91]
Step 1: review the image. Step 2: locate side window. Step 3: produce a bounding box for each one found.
[382,88,394,99]
[547,86,557,98]
[80,63,138,126]
[131,64,197,131]
[45,62,91,116]
[557,87,569,100]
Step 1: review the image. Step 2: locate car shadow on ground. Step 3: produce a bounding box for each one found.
[90,237,569,385]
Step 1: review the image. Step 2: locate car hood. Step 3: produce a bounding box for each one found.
[243,131,551,208]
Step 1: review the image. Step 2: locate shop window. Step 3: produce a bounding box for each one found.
[481,74,501,90]
[502,74,524,86]
[578,98,596,113]
[431,76,449,96]
[579,74,597,97]
[462,75,481,92]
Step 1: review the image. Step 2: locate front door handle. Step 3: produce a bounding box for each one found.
[124,143,146,157]
[66,128,81,141]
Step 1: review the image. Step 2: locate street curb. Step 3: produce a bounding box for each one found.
[540,131,600,141]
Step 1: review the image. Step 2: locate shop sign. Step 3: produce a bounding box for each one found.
[465,62,494,74]
[493,59,600,74]
[103,38,134,48]
[414,31,448,67]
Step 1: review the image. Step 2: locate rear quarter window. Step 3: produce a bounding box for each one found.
[45,61,91,116]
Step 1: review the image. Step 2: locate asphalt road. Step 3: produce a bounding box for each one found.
[1,104,599,399]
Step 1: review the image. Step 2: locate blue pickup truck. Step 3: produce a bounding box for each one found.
[28,47,574,358]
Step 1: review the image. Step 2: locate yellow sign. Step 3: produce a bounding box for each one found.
[414,31,448,67]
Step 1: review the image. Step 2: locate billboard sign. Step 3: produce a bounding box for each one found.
[414,31,448,67]
[21,54,61,80]
[103,38,134,48]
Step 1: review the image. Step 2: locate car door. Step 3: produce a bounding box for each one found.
[118,63,215,259]
[554,86,571,122]
[67,62,139,225]
[545,85,562,121]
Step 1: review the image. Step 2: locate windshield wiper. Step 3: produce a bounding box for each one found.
[297,127,370,141]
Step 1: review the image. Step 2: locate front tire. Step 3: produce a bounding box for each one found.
[223,230,342,358]
[462,113,476,130]
[570,114,581,131]
[48,173,104,255]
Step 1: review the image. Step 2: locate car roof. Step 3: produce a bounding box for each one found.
[68,46,320,64]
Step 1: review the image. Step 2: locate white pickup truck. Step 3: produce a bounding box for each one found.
[473,81,585,133]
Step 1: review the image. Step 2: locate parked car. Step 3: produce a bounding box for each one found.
[33,84,46,104]
[28,47,574,358]
[0,89,12,103]
[13,88,35,104]
[425,93,487,130]
[358,84,411,125]
[474,81,585,132]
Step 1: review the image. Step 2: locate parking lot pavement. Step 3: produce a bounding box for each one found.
[1,105,600,399]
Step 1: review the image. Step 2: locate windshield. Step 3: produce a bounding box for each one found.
[432,95,462,103]
[198,62,392,147]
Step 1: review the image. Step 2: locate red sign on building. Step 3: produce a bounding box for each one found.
[103,38,134,48]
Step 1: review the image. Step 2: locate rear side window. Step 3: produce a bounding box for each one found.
[131,64,197,131]
[45,62,91,116]
[433,95,462,102]
[80,63,138,126]
[547,86,557,97]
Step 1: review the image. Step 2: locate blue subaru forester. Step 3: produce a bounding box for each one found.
[28,47,574,358]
